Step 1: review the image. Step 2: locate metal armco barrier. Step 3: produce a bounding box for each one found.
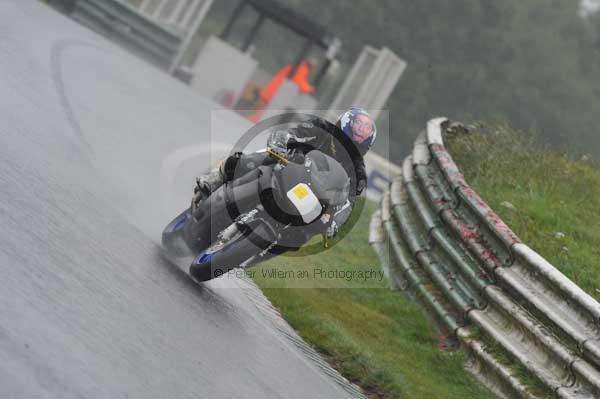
[369,118,600,398]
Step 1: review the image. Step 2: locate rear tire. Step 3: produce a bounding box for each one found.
[161,208,193,257]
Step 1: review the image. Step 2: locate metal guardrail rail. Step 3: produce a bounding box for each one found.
[369,118,600,398]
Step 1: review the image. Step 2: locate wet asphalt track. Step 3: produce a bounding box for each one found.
[0,1,363,397]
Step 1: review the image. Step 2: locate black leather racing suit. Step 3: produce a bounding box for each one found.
[225,118,368,198]
[220,117,368,246]
[286,118,368,198]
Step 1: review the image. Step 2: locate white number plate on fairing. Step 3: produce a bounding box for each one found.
[286,183,321,223]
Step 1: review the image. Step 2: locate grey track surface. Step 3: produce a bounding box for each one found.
[0,1,362,398]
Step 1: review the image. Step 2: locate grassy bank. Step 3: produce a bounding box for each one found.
[252,200,494,399]
[251,124,600,398]
[447,124,600,302]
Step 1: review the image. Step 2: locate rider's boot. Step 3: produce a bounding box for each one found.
[192,169,225,207]
[191,152,243,209]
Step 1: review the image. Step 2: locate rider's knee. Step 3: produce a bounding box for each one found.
[220,152,243,181]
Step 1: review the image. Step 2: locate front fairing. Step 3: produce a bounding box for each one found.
[268,150,349,226]
[304,150,350,208]
[270,157,320,224]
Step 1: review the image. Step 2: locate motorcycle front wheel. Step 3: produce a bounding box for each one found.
[189,222,276,282]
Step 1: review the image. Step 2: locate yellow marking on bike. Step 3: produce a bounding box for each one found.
[292,184,310,200]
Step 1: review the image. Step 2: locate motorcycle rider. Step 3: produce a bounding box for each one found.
[193,107,377,239]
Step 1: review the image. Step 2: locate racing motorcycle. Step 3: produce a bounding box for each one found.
[161,132,351,282]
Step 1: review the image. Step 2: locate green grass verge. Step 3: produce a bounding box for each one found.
[447,124,600,302]
[249,123,599,398]
[252,200,495,399]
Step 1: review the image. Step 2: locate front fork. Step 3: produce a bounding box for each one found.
[220,207,281,268]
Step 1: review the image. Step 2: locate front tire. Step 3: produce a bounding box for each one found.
[189,222,275,282]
